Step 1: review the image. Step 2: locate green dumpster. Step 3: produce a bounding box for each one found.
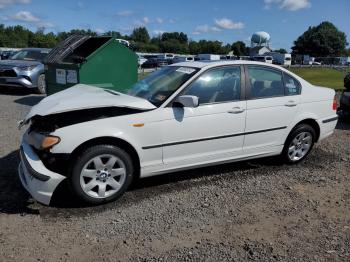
[44,35,138,95]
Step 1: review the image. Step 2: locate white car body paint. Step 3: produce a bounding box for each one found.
[24,84,156,121]
[19,61,338,205]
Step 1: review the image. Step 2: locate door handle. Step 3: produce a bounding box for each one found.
[228,107,245,114]
[285,101,297,107]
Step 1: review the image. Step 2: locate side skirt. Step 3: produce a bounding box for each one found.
[140,145,283,178]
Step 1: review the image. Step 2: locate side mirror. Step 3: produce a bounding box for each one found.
[174,95,199,108]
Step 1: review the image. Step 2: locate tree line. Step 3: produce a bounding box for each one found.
[0,21,349,56]
[0,24,250,55]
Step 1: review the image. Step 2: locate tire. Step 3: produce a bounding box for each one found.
[36,74,46,94]
[70,145,134,205]
[281,124,316,164]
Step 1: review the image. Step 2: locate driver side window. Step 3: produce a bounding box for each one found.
[182,66,241,105]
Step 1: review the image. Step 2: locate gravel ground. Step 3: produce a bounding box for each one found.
[0,88,349,261]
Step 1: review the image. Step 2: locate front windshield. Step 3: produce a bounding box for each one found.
[10,50,49,61]
[126,66,199,107]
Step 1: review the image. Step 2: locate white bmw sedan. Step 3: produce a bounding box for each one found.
[18,61,338,205]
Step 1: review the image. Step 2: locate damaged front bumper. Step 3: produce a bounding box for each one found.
[18,141,66,205]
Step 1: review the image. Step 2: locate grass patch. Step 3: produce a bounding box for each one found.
[289,67,349,90]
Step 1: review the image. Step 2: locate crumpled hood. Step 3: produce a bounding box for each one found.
[0,60,41,68]
[24,84,156,122]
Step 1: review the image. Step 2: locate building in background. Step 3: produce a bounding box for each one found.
[249,31,272,57]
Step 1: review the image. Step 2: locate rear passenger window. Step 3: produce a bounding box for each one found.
[284,73,301,95]
[248,66,284,99]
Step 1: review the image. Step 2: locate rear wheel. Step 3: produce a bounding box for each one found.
[70,145,134,204]
[282,124,316,164]
[36,74,46,94]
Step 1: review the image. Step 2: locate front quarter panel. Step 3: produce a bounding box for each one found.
[50,109,164,168]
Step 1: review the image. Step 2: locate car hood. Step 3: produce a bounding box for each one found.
[24,84,156,122]
[0,59,41,68]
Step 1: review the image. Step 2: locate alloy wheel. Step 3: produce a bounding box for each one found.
[79,154,127,199]
[287,131,313,161]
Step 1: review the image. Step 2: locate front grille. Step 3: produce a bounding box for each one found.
[0,69,17,77]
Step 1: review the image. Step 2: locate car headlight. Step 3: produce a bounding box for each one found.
[16,65,37,71]
[41,136,61,149]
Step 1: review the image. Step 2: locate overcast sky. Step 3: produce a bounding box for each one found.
[0,0,349,50]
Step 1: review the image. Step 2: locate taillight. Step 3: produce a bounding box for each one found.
[332,96,337,111]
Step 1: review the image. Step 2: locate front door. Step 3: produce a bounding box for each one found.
[161,66,247,168]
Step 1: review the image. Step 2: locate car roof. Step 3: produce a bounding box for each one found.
[170,60,285,70]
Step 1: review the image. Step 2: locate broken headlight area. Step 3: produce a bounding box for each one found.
[29,106,145,133]
[34,149,71,176]
[25,131,60,150]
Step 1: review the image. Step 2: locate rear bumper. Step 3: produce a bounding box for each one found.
[318,115,338,141]
[0,76,35,88]
[18,141,66,205]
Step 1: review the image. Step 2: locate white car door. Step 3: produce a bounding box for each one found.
[159,66,247,168]
[243,65,301,152]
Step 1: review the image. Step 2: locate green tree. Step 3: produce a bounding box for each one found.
[274,48,288,54]
[134,42,159,52]
[150,35,162,46]
[160,39,189,53]
[104,31,123,39]
[189,41,201,55]
[161,32,188,44]
[29,30,58,48]
[292,21,348,57]
[221,44,231,55]
[130,27,150,43]
[0,25,32,47]
[343,48,350,56]
[197,40,224,54]
[231,41,249,56]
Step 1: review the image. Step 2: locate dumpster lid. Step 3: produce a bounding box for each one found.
[24,84,156,121]
[44,35,113,64]
[44,34,90,64]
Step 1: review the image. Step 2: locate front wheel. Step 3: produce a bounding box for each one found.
[282,124,316,164]
[70,145,134,205]
[36,74,46,94]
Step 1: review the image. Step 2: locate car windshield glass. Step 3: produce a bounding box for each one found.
[10,50,49,61]
[125,66,199,107]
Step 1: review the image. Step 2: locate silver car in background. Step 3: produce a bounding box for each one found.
[0,48,50,94]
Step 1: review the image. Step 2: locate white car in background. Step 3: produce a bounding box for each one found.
[172,56,194,63]
[253,56,273,64]
[137,55,147,67]
[18,61,338,205]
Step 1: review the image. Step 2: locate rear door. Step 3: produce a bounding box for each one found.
[243,65,301,152]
